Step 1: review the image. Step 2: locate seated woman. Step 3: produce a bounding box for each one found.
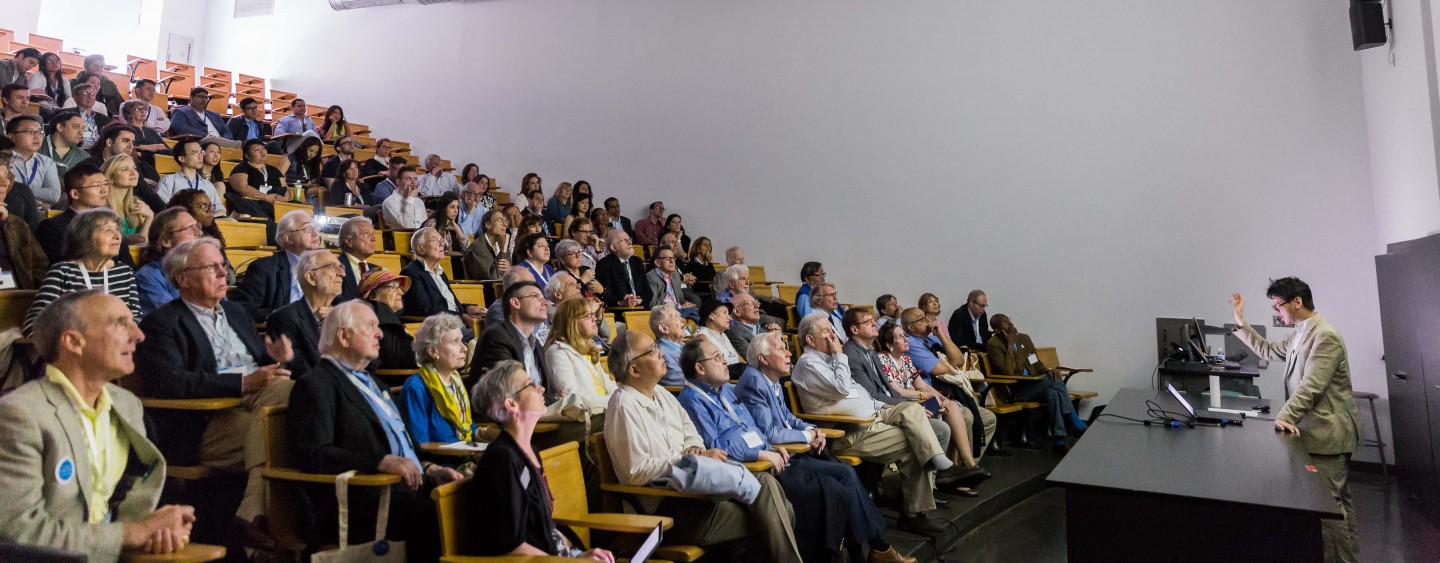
[119,100,170,157]
[317,105,348,141]
[876,322,990,485]
[101,154,154,246]
[166,189,235,285]
[24,208,139,335]
[427,192,468,252]
[399,314,478,450]
[562,196,592,242]
[553,238,603,300]
[359,270,417,371]
[513,232,555,291]
[324,159,370,207]
[470,361,614,561]
[200,141,227,187]
[695,300,744,374]
[227,138,284,216]
[683,236,717,296]
[135,207,201,316]
[662,213,691,253]
[283,136,324,201]
[543,297,616,413]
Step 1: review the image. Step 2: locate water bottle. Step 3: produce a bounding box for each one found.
[345,193,354,206]
[293,185,304,203]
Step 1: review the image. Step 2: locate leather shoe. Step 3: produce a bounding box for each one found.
[868,546,918,563]
[954,466,991,489]
[897,514,946,537]
[935,464,986,487]
[1052,442,1071,455]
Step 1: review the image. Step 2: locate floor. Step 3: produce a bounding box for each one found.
[939,469,1440,563]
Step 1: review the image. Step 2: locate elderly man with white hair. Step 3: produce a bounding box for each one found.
[402,227,484,337]
[416,154,460,197]
[230,209,322,321]
[810,282,847,343]
[715,264,785,327]
[288,300,461,562]
[336,216,379,302]
[267,249,346,377]
[649,303,689,386]
[594,229,649,308]
[789,312,972,537]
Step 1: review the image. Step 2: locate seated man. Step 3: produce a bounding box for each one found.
[0,135,44,228]
[156,138,226,215]
[790,312,968,537]
[678,338,912,563]
[632,200,665,246]
[602,197,633,238]
[267,250,344,377]
[725,292,780,357]
[595,230,650,308]
[9,114,63,206]
[288,300,461,561]
[135,237,295,524]
[985,313,1085,453]
[370,156,408,202]
[35,164,137,267]
[39,110,88,178]
[471,281,548,386]
[77,124,165,213]
[714,263,786,326]
[319,134,357,185]
[129,79,171,135]
[0,290,196,561]
[80,55,123,116]
[839,309,958,461]
[0,49,41,93]
[66,81,106,150]
[417,153,460,198]
[230,210,322,321]
[274,99,318,137]
[809,281,847,343]
[167,88,240,149]
[794,261,825,319]
[381,166,425,229]
[947,289,991,351]
[519,189,550,235]
[1,84,29,135]
[897,307,997,458]
[875,294,901,328]
[401,228,484,332]
[336,217,379,302]
[604,329,803,563]
[645,245,700,319]
[225,97,272,143]
[136,207,200,316]
[648,303,688,387]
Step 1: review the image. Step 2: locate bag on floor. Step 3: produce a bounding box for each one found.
[310,471,406,563]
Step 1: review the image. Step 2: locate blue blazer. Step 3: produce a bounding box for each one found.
[397,374,477,446]
[169,106,233,139]
[733,366,814,446]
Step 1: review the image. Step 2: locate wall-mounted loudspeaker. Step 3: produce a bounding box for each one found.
[1350,0,1388,51]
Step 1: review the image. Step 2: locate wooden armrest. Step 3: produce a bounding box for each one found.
[995,374,1045,381]
[755,281,781,286]
[420,442,486,457]
[141,398,244,411]
[743,460,773,471]
[261,468,401,487]
[661,385,684,394]
[1054,366,1093,374]
[122,543,226,562]
[795,413,875,425]
[441,556,575,563]
[817,428,845,439]
[601,483,708,499]
[776,443,810,454]
[554,513,674,534]
[607,306,645,312]
[535,422,559,433]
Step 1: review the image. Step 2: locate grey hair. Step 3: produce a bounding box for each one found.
[295,249,330,290]
[544,271,577,301]
[605,229,628,246]
[33,289,106,363]
[648,303,679,339]
[412,313,464,365]
[500,265,533,290]
[606,328,639,385]
[718,264,748,291]
[553,238,582,258]
[319,299,371,352]
[120,100,148,119]
[276,210,310,245]
[809,282,836,307]
[162,237,224,284]
[724,246,742,261]
[409,227,439,258]
[63,208,120,261]
[72,82,96,96]
[338,216,372,247]
[796,311,831,350]
[474,360,527,423]
[746,329,784,366]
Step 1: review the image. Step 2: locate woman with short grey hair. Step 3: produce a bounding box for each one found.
[397,313,476,448]
[24,208,139,335]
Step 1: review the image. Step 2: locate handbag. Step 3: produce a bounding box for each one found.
[310,471,407,563]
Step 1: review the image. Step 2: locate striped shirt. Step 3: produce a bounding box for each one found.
[24,261,141,336]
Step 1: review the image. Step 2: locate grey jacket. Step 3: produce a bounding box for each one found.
[843,339,905,406]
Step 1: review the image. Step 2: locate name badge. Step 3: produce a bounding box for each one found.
[846,386,862,399]
[742,431,764,448]
[518,466,531,490]
[56,456,75,484]
[1027,353,1039,364]
[0,271,15,290]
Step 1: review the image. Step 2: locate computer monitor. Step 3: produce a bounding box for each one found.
[1156,317,1208,363]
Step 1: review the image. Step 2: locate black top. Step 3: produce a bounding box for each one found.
[5,181,41,228]
[401,259,460,318]
[947,306,991,351]
[232,161,285,194]
[230,250,294,321]
[468,322,548,391]
[34,208,137,268]
[1047,388,1340,518]
[594,253,652,308]
[471,431,561,556]
[266,299,322,376]
[225,116,273,142]
[324,176,371,207]
[367,300,417,372]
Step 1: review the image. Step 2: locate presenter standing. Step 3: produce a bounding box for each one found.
[1231,277,1361,562]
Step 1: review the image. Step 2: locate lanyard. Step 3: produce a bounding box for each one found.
[256,164,268,186]
[528,262,551,286]
[74,262,111,294]
[332,358,400,419]
[20,157,40,187]
[180,170,200,193]
[684,382,748,427]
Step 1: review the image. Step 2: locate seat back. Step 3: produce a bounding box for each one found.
[368,252,404,273]
[0,290,37,332]
[216,220,270,248]
[539,441,592,546]
[776,284,799,305]
[258,406,309,552]
[622,311,652,338]
[225,248,272,275]
[273,200,311,220]
[430,477,483,558]
[450,283,488,308]
[749,266,768,285]
[589,434,622,488]
[781,378,804,415]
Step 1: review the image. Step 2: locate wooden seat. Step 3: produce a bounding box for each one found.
[779,379,875,426]
[622,310,652,338]
[776,284,799,305]
[368,252,404,273]
[0,289,37,332]
[225,248,272,274]
[120,543,227,562]
[215,220,269,249]
[272,200,311,219]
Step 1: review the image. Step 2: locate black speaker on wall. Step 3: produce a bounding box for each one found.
[1351,0,1388,51]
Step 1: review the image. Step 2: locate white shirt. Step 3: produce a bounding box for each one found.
[791,349,882,418]
[142,102,171,133]
[544,341,616,412]
[697,326,740,365]
[417,171,460,198]
[603,384,705,486]
[381,192,426,229]
[157,170,226,213]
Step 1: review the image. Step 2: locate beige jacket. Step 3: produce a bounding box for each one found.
[1234,314,1361,455]
[0,377,166,562]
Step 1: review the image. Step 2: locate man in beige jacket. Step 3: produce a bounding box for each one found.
[1232,277,1361,562]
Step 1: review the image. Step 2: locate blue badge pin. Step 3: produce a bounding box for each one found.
[56,457,75,484]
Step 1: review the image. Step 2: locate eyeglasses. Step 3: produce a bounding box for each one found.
[168,223,202,236]
[79,181,111,190]
[11,129,42,136]
[510,380,538,398]
[627,345,660,367]
[654,256,675,262]
[1271,298,1294,312]
[816,293,837,299]
[181,262,227,277]
[285,224,319,235]
[516,293,546,303]
[375,283,402,292]
[701,352,726,365]
[311,262,343,275]
[971,302,988,309]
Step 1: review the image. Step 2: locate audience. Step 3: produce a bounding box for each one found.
[0,161,46,288]
[168,88,239,148]
[632,201,665,245]
[458,181,488,234]
[471,360,614,560]
[714,263,783,327]
[286,300,458,562]
[483,268,535,330]
[519,172,542,196]
[595,230,649,307]
[463,208,512,280]
[80,55,123,115]
[156,139,226,214]
[382,165,425,229]
[570,216,607,269]
[678,337,911,563]
[335,217,378,302]
[166,189,230,277]
[897,307,997,459]
[9,114,63,205]
[40,110,88,178]
[646,245,700,319]
[362,138,394,187]
[662,213,690,251]
[267,249,344,376]
[273,98,318,140]
[603,329,803,562]
[136,237,294,527]
[128,80,171,135]
[563,196,592,242]
[543,181,573,224]
[135,207,199,316]
[370,155,407,202]
[685,236,717,293]
[401,228,482,331]
[26,53,70,110]
[725,293,779,360]
[418,154,460,197]
[1,84,29,135]
[25,207,141,335]
[319,134,357,185]
[790,312,967,537]
[231,210,322,320]
[358,270,416,371]
[472,281,550,386]
[82,125,164,213]
[100,155,153,244]
[810,282,847,343]
[399,313,478,445]
[696,300,744,372]
[120,100,171,157]
[543,296,616,412]
[514,232,555,290]
[0,290,196,561]
[648,303,688,387]
[839,310,956,459]
[948,289,991,351]
[986,313,1085,453]
[284,136,324,197]
[520,189,550,235]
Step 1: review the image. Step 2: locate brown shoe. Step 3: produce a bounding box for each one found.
[868,546,918,563]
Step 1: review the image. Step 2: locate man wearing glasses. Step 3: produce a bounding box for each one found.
[35,164,136,267]
[136,237,296,534]
[168,87,240,148]
[947,289,991,352]
[418,153,460,198]
[457,182,488,235]
[8,114,62,206]
[231,210,323,320]
[472,281,550,389]
[266,250,346,376]
[319,134,360,185]
[224,97,273,143]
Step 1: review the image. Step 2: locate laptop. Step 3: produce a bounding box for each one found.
[629,522,664,563]
[1166,383,1245,424]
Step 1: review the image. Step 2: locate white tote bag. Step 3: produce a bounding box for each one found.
[310,470,407,563]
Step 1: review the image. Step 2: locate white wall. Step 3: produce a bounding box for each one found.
[0,0,45,38]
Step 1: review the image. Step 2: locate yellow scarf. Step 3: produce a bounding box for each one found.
[418,364,472,441]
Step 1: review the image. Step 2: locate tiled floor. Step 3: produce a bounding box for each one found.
[939,470,1440,563]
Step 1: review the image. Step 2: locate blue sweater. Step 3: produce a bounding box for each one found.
[398,373,477,445]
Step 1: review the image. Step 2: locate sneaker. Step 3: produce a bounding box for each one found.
[897,513,946,537]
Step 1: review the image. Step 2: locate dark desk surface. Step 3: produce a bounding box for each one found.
[1159,361,1261,379]
[1048,388,1339,518]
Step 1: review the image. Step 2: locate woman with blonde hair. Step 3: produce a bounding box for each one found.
[542,296,615,412]
[101,154,153,244]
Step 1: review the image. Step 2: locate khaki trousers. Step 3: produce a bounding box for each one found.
[1310,453,1359,563]
[658,471,802,563]
[833,401,945,514]
[197,378,294,522]
[962,406,998,460]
